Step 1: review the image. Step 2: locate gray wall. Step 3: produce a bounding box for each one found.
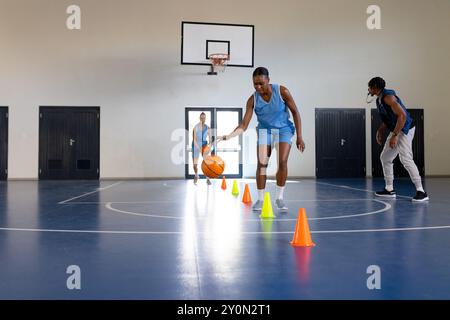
[1,0,449,179]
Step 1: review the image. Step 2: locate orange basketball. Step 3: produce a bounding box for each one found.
[201,155,225,179]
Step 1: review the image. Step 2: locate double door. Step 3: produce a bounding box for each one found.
[0,107,8,180]
[315,108,366,178]
[39,107,100,180]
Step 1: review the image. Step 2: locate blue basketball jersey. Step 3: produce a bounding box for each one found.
[254,84,295,131]
[193,123,209,147]
[376,89,413,134]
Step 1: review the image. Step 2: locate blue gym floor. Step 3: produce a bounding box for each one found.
[0,178,449,300]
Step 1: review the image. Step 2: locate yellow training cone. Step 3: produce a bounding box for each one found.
[231,180,239,196]
[260,192,275,219]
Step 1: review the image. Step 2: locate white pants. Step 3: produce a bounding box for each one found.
[380,127,423,190]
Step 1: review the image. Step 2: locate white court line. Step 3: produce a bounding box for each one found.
[311,226,450,234]
[314,181,411,199]
[235,179,301,184]
[56,180,298,205]
[0,227,182,234]
[105,199,391,221]
[65,200,185,204]
[58,181,123,204]
[1,225,450,235]
[1,179,437,235]
[302,199,391,221]
[66,198,388,205]
[105,202,183,220]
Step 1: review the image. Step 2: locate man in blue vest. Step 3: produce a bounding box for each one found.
[369,77,429,201]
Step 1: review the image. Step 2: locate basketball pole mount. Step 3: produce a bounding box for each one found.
[207,65,217,76]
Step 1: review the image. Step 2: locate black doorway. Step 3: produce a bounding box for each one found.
[371,109,424,178]
[0,107,8,180]
[39,107,100,180]
[315,108,366,178]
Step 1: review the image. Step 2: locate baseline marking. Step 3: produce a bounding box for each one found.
[1,225,450,235]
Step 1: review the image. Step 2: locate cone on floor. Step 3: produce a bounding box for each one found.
[242,184,252,203]
[231,180,239,196]
[290,208,315,247]
[221,176,227,190]
[259,192,275,219]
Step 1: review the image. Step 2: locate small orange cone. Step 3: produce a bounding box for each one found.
[221,176,227,190]
[242,184,252,203]
[291,208,315,247]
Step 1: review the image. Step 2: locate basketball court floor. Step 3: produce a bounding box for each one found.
[2,0,450,306]
[1,177,449,300]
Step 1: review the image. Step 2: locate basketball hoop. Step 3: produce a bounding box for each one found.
[207,53,229,75]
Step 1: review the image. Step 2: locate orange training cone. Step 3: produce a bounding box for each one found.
[242,184,252,203]
[290,208,315,247]
[221,176,227,190]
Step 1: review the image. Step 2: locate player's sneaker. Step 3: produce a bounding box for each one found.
[275,199,288,212]
[412,191,429,202]
[252,200,263,211]
[375,189,396,198]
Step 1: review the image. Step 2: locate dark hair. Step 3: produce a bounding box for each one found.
[253,67,269,78]
[368,77,386,90]
[200,112,206,116]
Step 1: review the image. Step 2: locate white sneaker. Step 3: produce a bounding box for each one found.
[252,200,263,211]
[276,199,288,211]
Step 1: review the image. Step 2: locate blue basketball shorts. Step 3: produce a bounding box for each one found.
[256,126,294,146]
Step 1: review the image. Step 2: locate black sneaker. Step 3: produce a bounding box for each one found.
[412,191,429,202]
[375,189,396,198]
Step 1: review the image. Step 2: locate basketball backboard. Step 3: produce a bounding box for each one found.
[181,21,254,67]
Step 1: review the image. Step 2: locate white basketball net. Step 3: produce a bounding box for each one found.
[208,53,229,73]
